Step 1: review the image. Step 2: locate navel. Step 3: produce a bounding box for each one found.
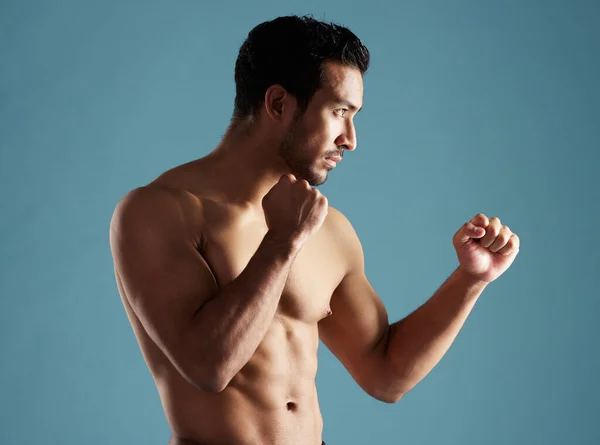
[286,401,297,411]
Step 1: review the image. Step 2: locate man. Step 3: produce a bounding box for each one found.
[109,15,520,445]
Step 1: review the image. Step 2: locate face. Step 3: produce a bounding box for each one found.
[277,61,364,186]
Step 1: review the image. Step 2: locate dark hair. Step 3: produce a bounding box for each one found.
[232,15,370,120]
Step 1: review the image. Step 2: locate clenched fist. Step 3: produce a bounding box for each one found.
[262,174,328,245]
[453,213,520,283]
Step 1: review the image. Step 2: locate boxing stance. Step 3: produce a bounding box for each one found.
[110,15,520,445]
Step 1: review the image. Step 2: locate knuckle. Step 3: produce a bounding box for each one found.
[295,179,309,189]
[490,223,501,233]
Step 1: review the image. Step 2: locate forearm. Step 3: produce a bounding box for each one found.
[383,266,488,399]
[192,232,301,391]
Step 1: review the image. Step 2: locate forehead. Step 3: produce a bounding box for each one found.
[312,61,364,106]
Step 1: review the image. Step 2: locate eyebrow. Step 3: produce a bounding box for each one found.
[334,98,362,113]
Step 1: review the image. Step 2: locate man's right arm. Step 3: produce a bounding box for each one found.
[109,186,300,393]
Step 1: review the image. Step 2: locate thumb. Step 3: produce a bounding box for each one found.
[457,222,486,244]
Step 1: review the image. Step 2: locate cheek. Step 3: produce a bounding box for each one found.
[301,120,325,146]
[300,112,337,154]
[314,114,339,144]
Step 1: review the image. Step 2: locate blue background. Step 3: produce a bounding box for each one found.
[1,1,598,444]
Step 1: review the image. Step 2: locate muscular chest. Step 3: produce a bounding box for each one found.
[201,217,345,324]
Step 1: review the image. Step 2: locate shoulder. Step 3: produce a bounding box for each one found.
[112,184,198,221]
[110,185,203,242]
[324,205,365,270]
[325,205,354,234]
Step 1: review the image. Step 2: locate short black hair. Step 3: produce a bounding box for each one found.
[232,15,370,120]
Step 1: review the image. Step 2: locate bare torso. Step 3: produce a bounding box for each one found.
[115,159,347,444]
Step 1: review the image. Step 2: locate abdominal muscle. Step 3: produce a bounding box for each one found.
[139,312,324,445]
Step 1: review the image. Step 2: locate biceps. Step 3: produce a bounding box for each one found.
[112,232,218,370]
[319,271,389,369]
[120,245,216,337]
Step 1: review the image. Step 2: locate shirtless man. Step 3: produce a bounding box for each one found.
[109,15,520,445]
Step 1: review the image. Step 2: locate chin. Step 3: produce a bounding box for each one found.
[307,167,328,187]
[287,158,329,186]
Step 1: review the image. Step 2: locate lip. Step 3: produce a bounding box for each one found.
[325,156,341,168]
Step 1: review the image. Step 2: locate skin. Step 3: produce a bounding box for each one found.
[109,60,520,445]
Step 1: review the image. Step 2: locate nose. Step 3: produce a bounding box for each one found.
[336,120,357,152]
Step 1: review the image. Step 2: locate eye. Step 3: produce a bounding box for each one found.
[335,108,348,117]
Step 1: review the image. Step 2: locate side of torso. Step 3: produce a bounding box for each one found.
[116,170,347,444]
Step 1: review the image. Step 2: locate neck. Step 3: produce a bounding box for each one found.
[205,120,291,206]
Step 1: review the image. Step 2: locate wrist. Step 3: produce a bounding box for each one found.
[263,230,305,258]
[455,266,490,289]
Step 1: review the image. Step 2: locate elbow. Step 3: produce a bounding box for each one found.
[196,377,228,394]
[370,386,405,404]
[377,391,405,404]
[368,377,408,404]
[180,341,237,393]
[190,361,233,393]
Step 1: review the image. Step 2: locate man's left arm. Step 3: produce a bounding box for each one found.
[318,209,520,403]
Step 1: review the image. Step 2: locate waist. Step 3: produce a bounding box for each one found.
[160,374,323,444]
[169,438,326,445]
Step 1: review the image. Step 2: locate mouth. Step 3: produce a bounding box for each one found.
[324,155,342,168]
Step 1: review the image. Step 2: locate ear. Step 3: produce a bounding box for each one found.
[264,85,296,124]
